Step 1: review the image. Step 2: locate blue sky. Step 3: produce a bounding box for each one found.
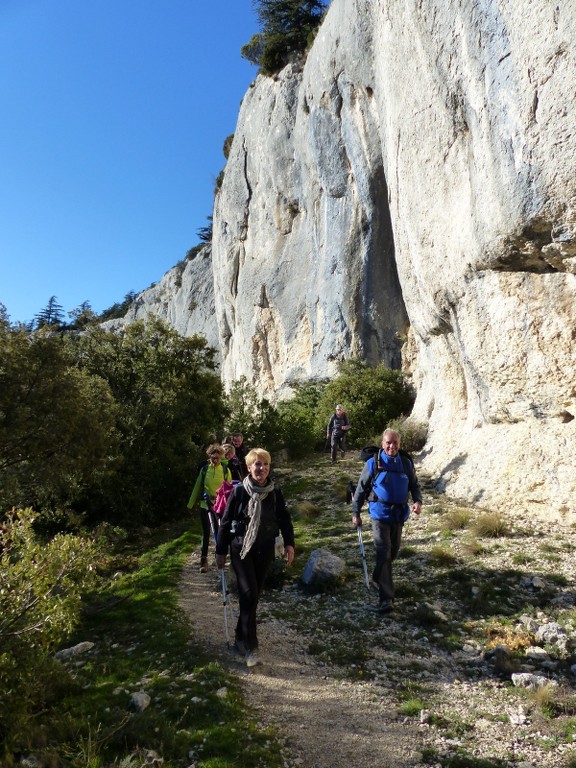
[0,0,258,325]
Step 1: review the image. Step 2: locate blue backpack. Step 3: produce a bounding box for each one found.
[346,447,413,503]
[368,450,411,505]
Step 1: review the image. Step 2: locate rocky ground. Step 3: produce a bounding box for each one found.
[179,454,576,768]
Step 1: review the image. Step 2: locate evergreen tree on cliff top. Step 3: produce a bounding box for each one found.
[242,0,328,75]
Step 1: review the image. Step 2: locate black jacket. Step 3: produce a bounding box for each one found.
[216,483,295,556]
[327,411,349,436]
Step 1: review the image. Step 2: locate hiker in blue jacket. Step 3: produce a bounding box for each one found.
[351,428,422,614]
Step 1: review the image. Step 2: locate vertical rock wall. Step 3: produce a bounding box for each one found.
[212,8,409,397]
[213,0,576,519]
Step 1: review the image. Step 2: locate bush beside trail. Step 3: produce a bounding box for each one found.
[3,453,575,767]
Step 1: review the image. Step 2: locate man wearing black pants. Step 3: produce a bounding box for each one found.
[326,404,350,463]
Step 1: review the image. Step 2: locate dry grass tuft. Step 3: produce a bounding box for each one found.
[485,622,533,651]
[295,500,322,519]
[472,511,510,538]
[442,507,472,531]
[460,536,485,556]
[429,545,458,566]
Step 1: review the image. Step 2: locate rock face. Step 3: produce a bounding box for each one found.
[115,0,575,519]
[211,0,575,520]
[102,246,220,356]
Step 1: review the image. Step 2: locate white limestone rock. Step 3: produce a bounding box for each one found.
[212,0,576,519]
[102,245,219,358]
[108,0,576,520]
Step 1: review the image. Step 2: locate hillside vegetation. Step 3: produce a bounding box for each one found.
[4,452,576,767]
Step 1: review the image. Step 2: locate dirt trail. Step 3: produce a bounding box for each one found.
[179,551,422,768]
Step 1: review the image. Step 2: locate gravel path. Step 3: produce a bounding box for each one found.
[179,458,576,768]
[179,551,423,768]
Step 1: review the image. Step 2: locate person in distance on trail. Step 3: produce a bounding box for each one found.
[351,428,422,614]
[326,404,351,463]
[215,448,295,668]
[222,442,243,482]
[187,444,232,573]
[231,432,249,479]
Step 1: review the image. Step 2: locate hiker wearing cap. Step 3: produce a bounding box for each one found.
[187,444,232,572]
[327,404,350,463]
[215,448,295,668]
[351,428,422,614]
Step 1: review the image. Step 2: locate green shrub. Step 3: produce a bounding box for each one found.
[225,362,414,460]
[315,359,414,447]
[0,318,226,527]
[225,376,283,453]
[386,416,428,452]
[0,324,118,515]
[277,380,327,456]
[70,319,227,525]
[0,508,99,759]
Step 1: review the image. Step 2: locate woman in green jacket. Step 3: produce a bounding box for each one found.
[187,444,232,572]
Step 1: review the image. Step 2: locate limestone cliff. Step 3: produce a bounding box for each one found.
[213,0,576,519]
[102,245,220,355]
[120,0,575,519]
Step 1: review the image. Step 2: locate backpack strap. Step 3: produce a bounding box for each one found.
[371,450,412,482]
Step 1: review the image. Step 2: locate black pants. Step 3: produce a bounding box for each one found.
[230,542,274,652]
[371,518,403,602]
[330,433,346,461]
[200,507,217,560]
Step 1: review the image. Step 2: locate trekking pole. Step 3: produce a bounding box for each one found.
[356,526,371,591]
[207,508,235,645]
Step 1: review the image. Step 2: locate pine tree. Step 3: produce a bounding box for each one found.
[34,295,65,329]
[254,0,326,34]
[197,216,213,243]
[68,301,97,330]
[242,0,328,74]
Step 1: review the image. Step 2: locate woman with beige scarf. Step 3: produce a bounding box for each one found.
[216,448,295,667]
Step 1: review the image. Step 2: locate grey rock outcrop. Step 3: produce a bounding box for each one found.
[54,641,95,661]
[212,0,576,519]
[103,245,220,357]
[109,0,575,520]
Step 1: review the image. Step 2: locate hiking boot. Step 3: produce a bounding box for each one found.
[245,650,261,668]
[368,600,393,614]
[377,600,393,614]
[199,557,208,573]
